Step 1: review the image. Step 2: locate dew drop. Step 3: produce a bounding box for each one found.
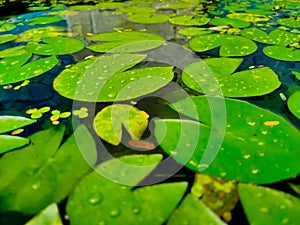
[32,182,40,190]
[110,208,121,218]
[88,193,103,205]
[132,206,141,214]
[259,207,269,213]
[282,218,289,224]
[252,169,259,174]
[107,93,115,98]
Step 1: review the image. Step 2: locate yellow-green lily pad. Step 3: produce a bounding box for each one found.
[0,34,17,44]
[287,91,300,119]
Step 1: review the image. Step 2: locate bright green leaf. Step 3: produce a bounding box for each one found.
[211,18,250,28]
[25,204,63,225]
[287,91,300,119]
[0,115,36,133]
[277,18,300,27]
[0,34,17,44]
[263,45,300,61]
[0,23,16,32]
[0,135,30,154]
[169,15,210,26]
[128,14,169,24]
[26,16,63,26]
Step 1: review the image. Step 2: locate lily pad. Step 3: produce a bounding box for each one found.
[239,184,300,225]
[169,15,210,26]
[0,135,30,155]
[128,13,169,24]
[211,18,250,28]
[182,57,280,97]
[287,91,300,119]
[54,53,174,102]
[25,204,63,225]
[189,34,257,57]
[16,27,70,42]
[0,125,97,214]
[0,54,59,85]
[263,45,300,61]
[26,37,85,55]
[292,71,300,80]
[0,34,17,44]
[178,27,212,37]
[120,6,155,14]
[277,18,300,28]
[0,115,36,133]
[167,194,227,225]
[87,31,165,53]
[154,96,300,184]
[93,104,149,145]
[0,23,16,32]
[227,13,270,22]
[26,16,63,25]
[241,28,299,45]
[0,46,30,57]
[68,5,98,11]
[67,154,187,225]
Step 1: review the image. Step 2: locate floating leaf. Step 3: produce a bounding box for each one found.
[26,16,63,26]
[27,6,50,11]
[26,37,85,55]
[154,96,300,184]
[287,91,300,119]
[0,125,97,214]
[0,46,30,58]
[120,6,155,14]
[93,104,149,145]
[73,107,89,118]
[0,135,30,154]
[277,18,300,28]
[0,54,59,85]
[189,34,257,57]
[227,13,270,22]
[263,45,300,61]
[0,115,36,133]
[0,23,16,32]
[0,34,17,44]
[167,194,227,225]
[87,31,165,53]
[178,27,212,36]
[26,106,51,119]
[239,184,300,225]
[68,5,99,10]
[128,13,169,24]
[54,53,174,102]
[25,204,63,225]
[182,57,280,97]
[16,27,70,42]
[292,71,300,80]
[211,18,250,28]
[241,28,299,45]
[67,154,187,225]
[169,15,210,26]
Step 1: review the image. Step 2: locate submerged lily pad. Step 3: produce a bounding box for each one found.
[87,31,165,53]
[93,104,149,145]
[211,18,250,28]
[154,96,300,184]
[287,91,300,119]
[189,34,257,57]
[0,125,97,214]
[54,53,174,102]
[182,57,280,97]
[26,16,63,26]
[26,37,85,55]
[0,34,17,44]
[0,54,59,85]
[277,18,300,28]
[239,184,300,225]
[0,23,16,32]
[263,45,300,61]
[128,14,169,24]
[169,15,210,26]
[241,28,299,45]
[67,154,187,225]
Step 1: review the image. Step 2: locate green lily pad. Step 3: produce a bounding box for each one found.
[154,96,300,184]
[178,27,212,36]
[67,154,187,225]
[96,2,126,10]
[17,27,70,42]
[263,45,300,61]
[68,5,99,10]
[169,15,210,26]
[0,125,97,214]
[87,31,165,53]
[0,115,36,133]
[292,71,300,80]
[26,37,85,55]
[93,104,149,145]
[0,23,16,32]
[211,18,250,28]
[167,194,227,225]
[54,53,174,102]
[182,57,280,97]
[189,34,257,57]
[227,13,270,22]
[26,16,63,26]
[239,184,300,225]
[241,28,299,45]
[25,204,63,225]
[0,135,30,154]
[0,34,17,44]
[0,54,59,85]
[277,18,300,28]
[128,13,170,24]
[287,91,300,119]
[120,6,156,14]
[0,46,30,57]
[27,6,51,11]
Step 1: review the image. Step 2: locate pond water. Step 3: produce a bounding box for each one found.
[0,0,300,225]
